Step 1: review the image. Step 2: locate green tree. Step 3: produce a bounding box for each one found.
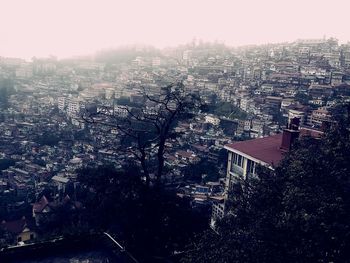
[182,104,350,263]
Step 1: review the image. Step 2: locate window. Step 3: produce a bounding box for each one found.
[247,159,256,175]
[232,153,244,167]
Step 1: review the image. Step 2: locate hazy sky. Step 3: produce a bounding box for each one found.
[0,0,349,59]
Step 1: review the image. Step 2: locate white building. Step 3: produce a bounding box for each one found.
[114,106,128,118]
[58,97,66,111]
[67,99,81,117]
[205,115,220,126]
[288,109,306,124]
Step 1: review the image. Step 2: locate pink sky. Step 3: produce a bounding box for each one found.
[0,0,349,59]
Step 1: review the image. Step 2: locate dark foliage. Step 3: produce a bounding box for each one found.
[77,165,208,262]
[35,132,60,146]
[203,101,247,119]
[181,104,350,263]
[0,159,15,170]
[294,92,312,105]
[183,158,220,183]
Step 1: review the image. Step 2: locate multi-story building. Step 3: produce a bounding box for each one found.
[265,96,282,110]
[288,108,307,124]
[205,115,220,126]
[309,107,331,127]
[331,71,344,86]
[67,99,81,117]
[57,97,66,111]
[340,44,350,68]
[211,118,322,227]
[114,106,128,118]
[308,84,334,99]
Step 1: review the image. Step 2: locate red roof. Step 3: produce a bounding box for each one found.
[225,134,284,167]
[33,196,49,213]
[176,150,195,159]
[1,217,30,234]
[225,128,323,167]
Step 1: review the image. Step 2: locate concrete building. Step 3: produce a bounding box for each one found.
[211,118,322,227]
[288,109,307,124]
[1,217,36,244]
[58,97,66,111]
[67,99,81,117]
[205,115,220,126]
[309,108,331,127]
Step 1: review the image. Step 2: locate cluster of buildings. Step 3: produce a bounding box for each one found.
[1,38,350,245]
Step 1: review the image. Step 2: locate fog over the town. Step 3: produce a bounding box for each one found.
[0,0,349,59]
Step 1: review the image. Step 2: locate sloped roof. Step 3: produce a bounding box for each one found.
[225,128,323,167]
[52,175,70,184]
[1,217,33,234]
[225,134,284,167]
[33,195,49,213]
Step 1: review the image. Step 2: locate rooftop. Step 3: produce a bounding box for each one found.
[225,134,284,167]
[1,217,32,235]
[225,127,323,167]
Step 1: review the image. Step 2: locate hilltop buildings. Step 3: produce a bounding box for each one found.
[1,38,350,245]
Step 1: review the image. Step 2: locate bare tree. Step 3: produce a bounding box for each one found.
[83,82,201,186]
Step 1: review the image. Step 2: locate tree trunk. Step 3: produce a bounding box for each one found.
[156,138,166,185]
[140,150,150,187]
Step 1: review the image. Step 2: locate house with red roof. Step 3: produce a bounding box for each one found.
[1,216,36,244]
[211,118,323,227]
[32,195,83,226]
[224,118,323,189]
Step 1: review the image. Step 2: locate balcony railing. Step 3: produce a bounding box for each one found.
[230,164,244,176]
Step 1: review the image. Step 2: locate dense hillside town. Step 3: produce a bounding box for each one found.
[1,38,350,261]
